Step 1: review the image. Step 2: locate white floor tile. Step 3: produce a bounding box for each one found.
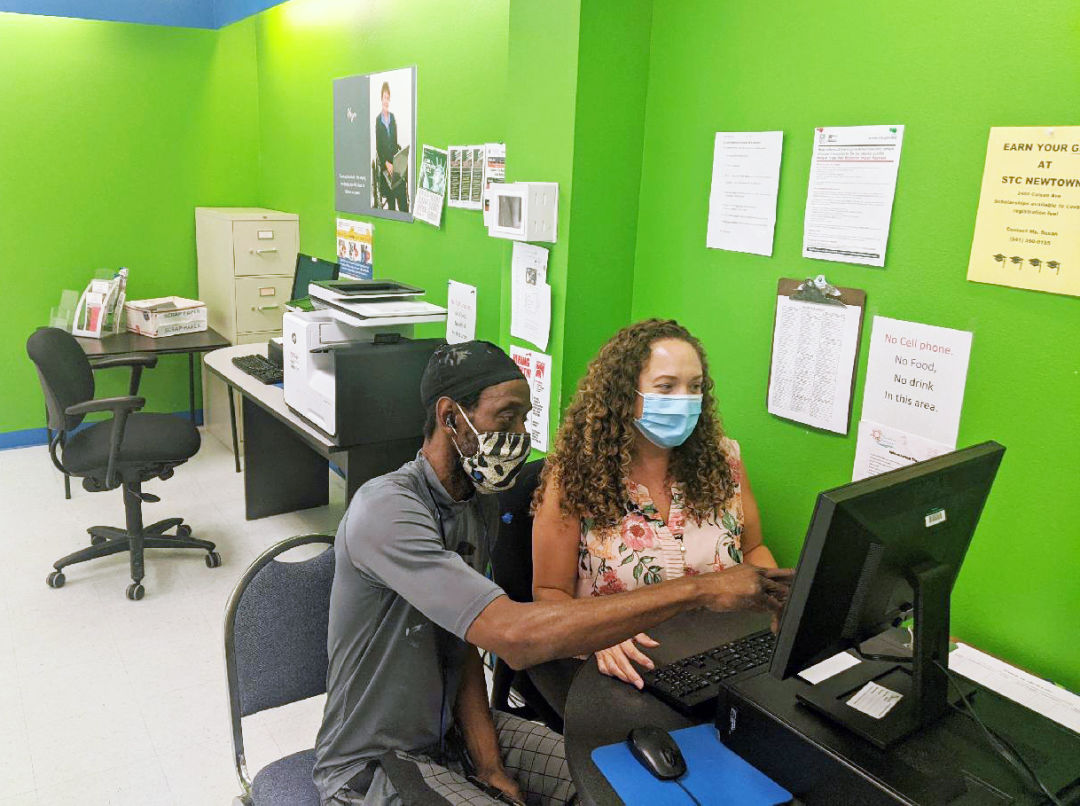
[0,436,345,804]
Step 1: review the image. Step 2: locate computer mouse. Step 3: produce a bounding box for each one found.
[626,725,686,780]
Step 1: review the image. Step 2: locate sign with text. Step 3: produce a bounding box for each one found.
[967,126,1080,297]
[860,316,972,447]
[509,346,552,452]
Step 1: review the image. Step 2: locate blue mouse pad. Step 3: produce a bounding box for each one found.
[591,724,791,805]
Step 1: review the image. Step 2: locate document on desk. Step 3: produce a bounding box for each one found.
[852,420,952,481]
[949,643,1080,734]
[446,280,476,344]
[803,125,904,267]
[510,346,552,452]
[510,243,551,350]
[767,294,862,434]
[707,131,783,256]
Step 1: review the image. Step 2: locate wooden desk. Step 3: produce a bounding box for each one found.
[203,344,420,519]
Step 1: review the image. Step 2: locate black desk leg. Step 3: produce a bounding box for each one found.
[242,398,328,519]
[188,353,196,423]
[227,387,241,473]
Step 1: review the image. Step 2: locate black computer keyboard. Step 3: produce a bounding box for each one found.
[232,354,284,384]
[642,629,776,716]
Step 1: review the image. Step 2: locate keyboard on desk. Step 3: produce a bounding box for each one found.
[232,354,284,384]
[642,629,776,716]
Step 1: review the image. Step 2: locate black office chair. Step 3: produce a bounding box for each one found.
[26,327,219,600]
[490,459,565,733]
[225,533,334,806]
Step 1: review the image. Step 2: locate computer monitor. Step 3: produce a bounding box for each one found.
[292,253,339,301]
[769,441,1005,748]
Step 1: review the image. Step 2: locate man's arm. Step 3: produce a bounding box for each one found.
[466,564,792,670]
[454,647,523,803]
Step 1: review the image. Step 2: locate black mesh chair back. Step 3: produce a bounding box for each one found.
[491,459,545,603]
[26,327,95,432]
[489,460,563,731]
[224,534,334,802]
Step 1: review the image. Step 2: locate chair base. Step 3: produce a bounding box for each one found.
[48,497,219,599]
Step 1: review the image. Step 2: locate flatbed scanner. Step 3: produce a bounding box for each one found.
[283,279,447,445]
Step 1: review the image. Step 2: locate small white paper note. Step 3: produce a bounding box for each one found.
[446,280,476,344]
[707,131,783,256]
[798,651,862,685]
[510,346,553,452]
[510,243,551,350]
[852,420,953,481]
[860,316,973,448]
[847,681,903,720]
[803,124,904,267]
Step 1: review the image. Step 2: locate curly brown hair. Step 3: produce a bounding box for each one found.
[535,319,736,528]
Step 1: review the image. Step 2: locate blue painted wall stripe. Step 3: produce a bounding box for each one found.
[0,0,287,29]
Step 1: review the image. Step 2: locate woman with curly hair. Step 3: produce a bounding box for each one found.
[531,319,776,692]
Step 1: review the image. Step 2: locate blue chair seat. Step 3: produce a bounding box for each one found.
[251,748,320,805]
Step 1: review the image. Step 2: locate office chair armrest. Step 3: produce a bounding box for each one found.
[65,395,146,417]
[90,354,157,395]
[66,396,146,488]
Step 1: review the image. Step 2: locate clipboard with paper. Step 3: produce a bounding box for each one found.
[766,275,866,435]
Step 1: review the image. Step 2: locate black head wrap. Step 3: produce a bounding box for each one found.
[420,340,526,408]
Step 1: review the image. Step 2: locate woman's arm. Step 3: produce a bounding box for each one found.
[531,477,580,603]
[737,461,777,568]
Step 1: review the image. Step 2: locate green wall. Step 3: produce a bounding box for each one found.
[630,0,1080,689]
[0,12,259,433]
[249,0,511,345]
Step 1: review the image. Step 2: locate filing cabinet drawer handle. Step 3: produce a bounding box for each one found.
[250,248,279,255]
[252,304,281,312]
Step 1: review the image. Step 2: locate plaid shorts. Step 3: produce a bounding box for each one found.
[326,711,575,806]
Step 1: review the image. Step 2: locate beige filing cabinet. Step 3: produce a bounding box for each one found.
[196,207,299,453]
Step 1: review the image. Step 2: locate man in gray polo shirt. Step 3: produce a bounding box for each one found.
[315,341,792,805]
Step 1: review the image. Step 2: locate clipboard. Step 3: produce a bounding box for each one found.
[766,276,867,435]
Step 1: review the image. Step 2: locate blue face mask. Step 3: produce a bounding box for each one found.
[634,392,703,448]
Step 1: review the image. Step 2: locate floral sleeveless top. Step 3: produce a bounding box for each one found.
[576,439,744,598]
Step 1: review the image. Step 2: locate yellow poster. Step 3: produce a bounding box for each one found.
[967,126,1080,297]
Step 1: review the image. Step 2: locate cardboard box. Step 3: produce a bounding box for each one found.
[125,296,207,338]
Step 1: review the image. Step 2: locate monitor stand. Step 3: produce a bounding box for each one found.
[795,561,966,749]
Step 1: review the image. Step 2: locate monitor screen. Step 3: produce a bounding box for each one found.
[292,254,339,300]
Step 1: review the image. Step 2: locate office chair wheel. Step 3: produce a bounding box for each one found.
[46,571,65,589]
[176,524,192,538]
[90,534,106,545]
[126,582,145,601]
[205,551,222,569]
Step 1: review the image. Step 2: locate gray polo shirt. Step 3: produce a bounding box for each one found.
[313,452,505,800]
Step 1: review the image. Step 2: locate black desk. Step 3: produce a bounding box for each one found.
[76,328,231,422]
[204,344,420,520]
[563,610,771,806]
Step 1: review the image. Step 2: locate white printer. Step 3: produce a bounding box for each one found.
[282,279,447,442]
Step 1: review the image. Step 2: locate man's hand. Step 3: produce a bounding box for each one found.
[385,160,394,176]
[473,768,525,805]
[698,565,794,617]
[595,633,660,689]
